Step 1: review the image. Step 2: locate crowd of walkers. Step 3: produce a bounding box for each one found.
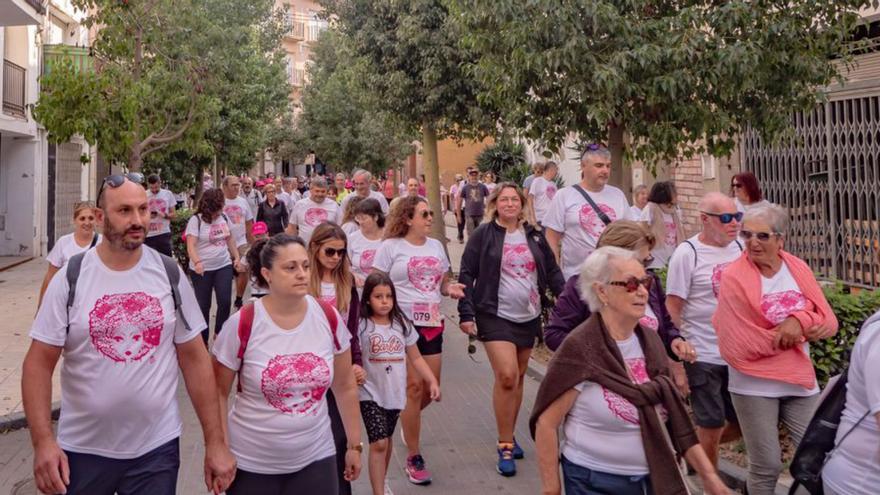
[22,152,880,495]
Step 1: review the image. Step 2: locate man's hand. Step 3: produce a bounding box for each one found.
[352,364,367,386]
[33,439,69,495]
[773,317,803,350]
[203,440,236,494]
[343,448,361,481]
[671,338,697,363]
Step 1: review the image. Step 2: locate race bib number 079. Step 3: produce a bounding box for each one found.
[411,302,441,327]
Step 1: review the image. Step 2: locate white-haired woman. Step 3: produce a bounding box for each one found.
[714,203,837,495]
[532,246,728,495]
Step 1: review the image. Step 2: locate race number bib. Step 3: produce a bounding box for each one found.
[410,302,441,327]
[149,221,162,233]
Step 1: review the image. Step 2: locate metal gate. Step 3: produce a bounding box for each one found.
[742,95,880,288]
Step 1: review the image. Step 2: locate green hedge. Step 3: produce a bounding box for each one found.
[171,209,194,270]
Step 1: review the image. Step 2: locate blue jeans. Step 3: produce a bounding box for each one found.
[561,455,653,495]
[64,438,180,495]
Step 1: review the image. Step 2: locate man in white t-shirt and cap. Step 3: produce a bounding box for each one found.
[543,144,633,280]
[23,174,235,495]
[144,174,176,257]
[338,169,389,223]
[665,191,745,469]
[287,177,340,245]
[222,175,255,309]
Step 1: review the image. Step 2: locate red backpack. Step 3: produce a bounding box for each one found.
[235,299,342,392]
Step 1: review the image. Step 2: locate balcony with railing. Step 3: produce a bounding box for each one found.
[284,18,306,41]
[3,60,27,119]
[291,68,306,87]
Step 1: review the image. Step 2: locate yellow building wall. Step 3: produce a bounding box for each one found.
[420,138,494,188]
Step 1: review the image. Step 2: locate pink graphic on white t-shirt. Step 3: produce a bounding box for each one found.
[359,249,376,274]
[761,290,808,326]
[578,203,617,239]
[602,358,651,425]
[664,220,677,247]
[406,256,443,293]
[529,287,540,312]
[148,198,167,214]
[546,184,557,200]
[88,292,163,363]
[711,262,732,298]
[501,243,536,279]
[224,204,244,225]
[304,207,328,227]
[261,353,331,415]
[208,222,229,247]
[640,315,659,331]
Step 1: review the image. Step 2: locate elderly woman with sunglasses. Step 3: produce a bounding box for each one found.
[713,203,837,495]
[371,196,464,485]
[532,246,729,495]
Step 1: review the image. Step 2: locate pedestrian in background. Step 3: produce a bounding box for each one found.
[457,169,490,236]
[348,198,385,292]
[145,174,176,257]
[256,183,289,236]
[38,201,101,307]
[630,184,649,218]
[528,161,558,227]
[639,181,685,270]
[731,171,769,213]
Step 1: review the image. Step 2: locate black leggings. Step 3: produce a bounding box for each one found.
[226,456,337,495]
[327,390,351,495]
[190,265,234,343]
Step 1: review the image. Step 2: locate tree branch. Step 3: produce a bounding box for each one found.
[140,90,198,150]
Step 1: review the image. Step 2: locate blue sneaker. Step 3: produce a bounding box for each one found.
[497,444,516,477]
[512,438,524,459]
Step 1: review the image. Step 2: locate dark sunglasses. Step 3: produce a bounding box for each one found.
[739,230,780,242]
[702,211,743,224]
[323,247,347,258]
[731,183,743,189]
[608,275,654,293]
[420,210,434,219]
[96,173,145,207]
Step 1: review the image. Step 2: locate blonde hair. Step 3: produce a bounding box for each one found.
[484,182,528,225]
[308,223,353,314]
[73,201,95,219]
[597,220,657,251]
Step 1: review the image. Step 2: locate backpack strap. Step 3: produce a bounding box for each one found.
[316,299,341,351]
[684,240,698,268]
[236,303,256,393]
[89,233,99,248]
[572,185,612,226]
[159,253,192,332]
[735,239,743,251]
[65,252,87,334]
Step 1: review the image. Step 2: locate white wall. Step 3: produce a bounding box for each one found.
[0,135,40,255]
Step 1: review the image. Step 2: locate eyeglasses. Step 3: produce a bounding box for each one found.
[702,211,743,224]
[322,247,346,258]
[96,173,145,207]
[608,275,653,293]
[739,230,780,242]
[420,210,434,219]
[731,183,743,189]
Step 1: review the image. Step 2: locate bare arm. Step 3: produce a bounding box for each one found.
[186,234,200,263]
[528,193,538,226]
[666,295,685,329]
[545,228,563,264]
[286,223,298,236]
[331,349,363,481]
[683,443,731,494]
[245,220,254,245]
[212,358,236,443]
[536,388,579,495]
[38,265,61,308]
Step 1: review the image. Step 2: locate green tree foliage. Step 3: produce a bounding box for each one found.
[294,30,416,175]
[320,0,497,242]
[474,140,526,179]
[449,0,875,171]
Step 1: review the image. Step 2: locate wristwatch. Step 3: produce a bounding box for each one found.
[347,442,364,453]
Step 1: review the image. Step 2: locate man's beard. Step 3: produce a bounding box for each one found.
[104,218,145,251]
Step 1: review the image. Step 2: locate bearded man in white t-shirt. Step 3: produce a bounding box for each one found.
[23,177,236,495]
[665,192,744,469]
[543,145,633,280]
[223,176,255,310]
[338,169,389,223]
[287,177,340,245]
[144,174,177,257]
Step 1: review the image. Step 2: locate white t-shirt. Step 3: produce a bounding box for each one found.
[640,304,659,332]
[185,215,232,272]
[358,319,420,410]
[319,281,337,308]
[348,230,382,288]
[728,263,819,397]
[497,230,540,323]
[338,191,389,223]
[30,248,206,458]
[213,297,350,474]
[529,177,558,224]
[665,235,743,365]
[238,257,268,298]
[543,185,631,279]
[823,318,880,495]
[46,233,101,268]
[342,221,359,237]
[147,189,176,237]
[241,189,262,217]
[224,197,254,248]
[639,206,677,269]
[629,205,643,219]
[290,198,340,245]
[373,237,449,328]
[562,334,665,475]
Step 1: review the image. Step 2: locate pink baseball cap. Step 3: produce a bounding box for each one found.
[252,221,269,236]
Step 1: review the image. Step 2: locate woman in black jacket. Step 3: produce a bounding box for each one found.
[457,182,564,477]
[255,183,288,235]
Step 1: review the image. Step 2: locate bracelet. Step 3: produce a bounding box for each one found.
[347,442,363,453]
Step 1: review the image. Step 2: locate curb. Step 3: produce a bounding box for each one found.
[0,257,35,273]
[0,402,60,433]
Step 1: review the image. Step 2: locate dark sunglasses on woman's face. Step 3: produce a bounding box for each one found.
[702,211,743,224]
[608,275,653,293]
[732,183,743,189]
[739,230,779,242]
[323,247,346,258]
[96,173,145,207]
[420,210,434,219]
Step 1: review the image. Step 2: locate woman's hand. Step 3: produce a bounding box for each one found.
[343,448,361,481]
[459,321,477,336]
[671,338,697,363]
[427,380,441,401]
[804,324,834,342]
[773,317,803,350]
[445,282,465,299]
[193,260,205,276]
[701,472,731,495]
[352,365,366,386]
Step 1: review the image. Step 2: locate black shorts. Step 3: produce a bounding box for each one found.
[360,400,401,444]
[415,325,444,356]
[226,456,337,495]
[685,361,738,429]
[475,312,540,348]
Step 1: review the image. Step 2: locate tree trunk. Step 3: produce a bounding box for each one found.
[422,122,447,248]
[608,124,631,196]
[193,174,204,209]
[128,144,143,172]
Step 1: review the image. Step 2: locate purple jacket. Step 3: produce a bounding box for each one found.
[544,271,683,358]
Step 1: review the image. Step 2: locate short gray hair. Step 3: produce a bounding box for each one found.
[354,169,371,182]
[580,146,612,164]
[311,177,328,189]
[744,202,789,235]
[633,184,648,195]
[578,246,638,311]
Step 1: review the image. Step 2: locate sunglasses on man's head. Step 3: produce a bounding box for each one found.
[580,143,607,159]
[608,275,653,293]
[323,247,346,258]
[702,211,743,224]
[96,173,145,207]
[739,230,780,242]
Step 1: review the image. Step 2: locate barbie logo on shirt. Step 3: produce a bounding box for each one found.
[89,292,163,363]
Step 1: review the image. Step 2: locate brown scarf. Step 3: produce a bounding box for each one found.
[529,313,698,495]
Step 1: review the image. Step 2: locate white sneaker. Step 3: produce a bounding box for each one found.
[384,480,394,495]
